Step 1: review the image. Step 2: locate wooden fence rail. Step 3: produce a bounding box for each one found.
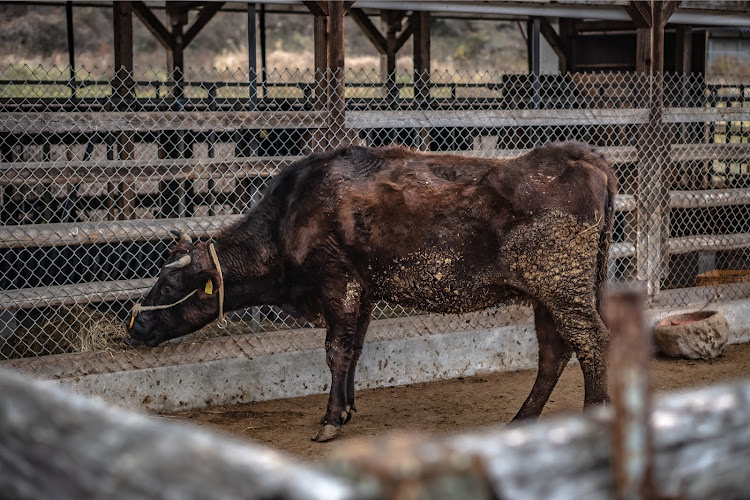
[2,367,750,499]
[0,111,327,134]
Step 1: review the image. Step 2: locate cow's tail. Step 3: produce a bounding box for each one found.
[595,156,618,319]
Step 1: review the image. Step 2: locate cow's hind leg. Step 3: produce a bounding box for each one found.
[551,303,609,408]
[513,302,574,421]
[342,304,372,424]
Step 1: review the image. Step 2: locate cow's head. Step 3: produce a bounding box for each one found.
[128,232,222,346]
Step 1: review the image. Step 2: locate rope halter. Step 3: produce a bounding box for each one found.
[129,242,226,330]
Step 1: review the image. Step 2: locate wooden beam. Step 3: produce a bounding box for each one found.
[675,25,692,74]
[303,0,328,17]
[350,8,386,54]
[132,1,174,49]
[0,215,244,250]
[0,111,327,134]
[394,15,415,52]
[573,20,635,32]
[346,108,650,129]
[625,1,652,28]
[539,18,566,64]
[662,1,680,26]
[0,279,156,311]
[0,157,286,188]
[183,2,225,48]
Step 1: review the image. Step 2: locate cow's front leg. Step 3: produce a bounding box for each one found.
[312,279,366,442]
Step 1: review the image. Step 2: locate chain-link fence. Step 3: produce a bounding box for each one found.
[1,66,748,376]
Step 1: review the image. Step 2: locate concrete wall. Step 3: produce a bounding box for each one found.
[45,298,750,413]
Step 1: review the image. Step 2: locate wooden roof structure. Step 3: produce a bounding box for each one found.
[15,1,750,79]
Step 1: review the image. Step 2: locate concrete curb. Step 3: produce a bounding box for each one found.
[45,298,750,413]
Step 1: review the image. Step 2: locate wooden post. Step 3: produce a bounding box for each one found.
[649,2,674,297]
[302,1,329,152]
[675,25,692,75]
[159,3,193,219]
[259,4,267,86]
[629,1,677,298]
[557,18,573,73]
[112,1,135,221]
[382,10,403,102]
[312,14,328,151]
[247,3,258,109]
[604,288,654,500]
[413,11,430,103]
[65,1,75,85]
[413,11,430,150]
[166,4,186,100]
[527,17,542,114]
[328,0,346,146]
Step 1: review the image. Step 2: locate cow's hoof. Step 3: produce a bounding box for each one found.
[312,424,339,442]
[341,404,355,424]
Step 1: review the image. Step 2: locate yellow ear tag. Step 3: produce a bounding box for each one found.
[204,279,214,295]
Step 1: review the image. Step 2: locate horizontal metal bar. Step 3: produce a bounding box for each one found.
[668,233,750,255]
[611,241,636,259]
[670,188,750,209]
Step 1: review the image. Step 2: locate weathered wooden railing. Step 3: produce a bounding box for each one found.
[1,103,749,312]
[2,366,750,500]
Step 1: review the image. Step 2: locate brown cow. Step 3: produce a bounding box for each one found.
[128,141,617,442]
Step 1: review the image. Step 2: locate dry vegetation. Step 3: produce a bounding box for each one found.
[0,306,128,359]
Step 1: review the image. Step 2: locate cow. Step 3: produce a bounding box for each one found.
[128,141,617,442]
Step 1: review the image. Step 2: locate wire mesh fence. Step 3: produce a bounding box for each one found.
[0,66,748,375]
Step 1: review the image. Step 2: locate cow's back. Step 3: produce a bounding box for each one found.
[277,143,614,314]
[332,143,611,255]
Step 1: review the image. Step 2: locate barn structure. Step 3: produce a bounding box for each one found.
[1,1,750,497]
[0,0,749,412]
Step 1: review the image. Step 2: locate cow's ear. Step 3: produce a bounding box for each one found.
[194,267,220,297]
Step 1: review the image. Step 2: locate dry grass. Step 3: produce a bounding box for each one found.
[1,306,129,359]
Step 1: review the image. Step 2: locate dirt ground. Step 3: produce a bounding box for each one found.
[170,342,750,462]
